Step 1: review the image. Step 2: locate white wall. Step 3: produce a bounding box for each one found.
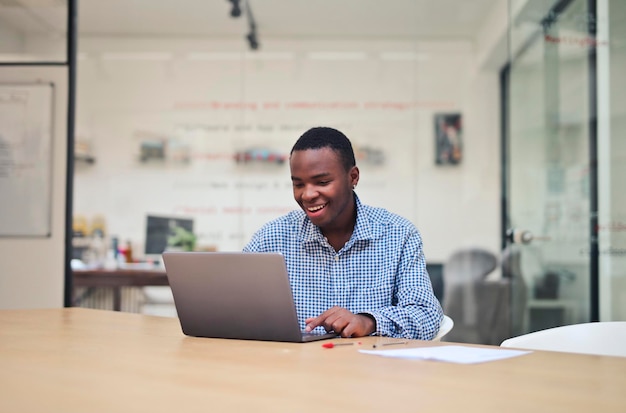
[73,36,502,263]
[0,24,21,55]
[0,66,68,309]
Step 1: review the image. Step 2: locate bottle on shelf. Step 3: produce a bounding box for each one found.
[90,233,106,268]
[111,236,119,260]
[125,239,134,263]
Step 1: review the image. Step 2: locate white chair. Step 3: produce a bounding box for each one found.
[500,321,626,358]
[432,315,454,341]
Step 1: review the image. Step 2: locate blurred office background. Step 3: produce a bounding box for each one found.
[0,0,624,345]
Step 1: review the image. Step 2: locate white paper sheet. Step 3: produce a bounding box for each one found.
[359,345,531,364]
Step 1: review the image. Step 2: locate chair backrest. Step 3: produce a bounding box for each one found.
[444,248,498,283]
[500,321,626,358]
[443,248,498,329]
[432,315,454,341]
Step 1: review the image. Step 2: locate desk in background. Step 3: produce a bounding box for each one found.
[72,268,168,311]
[1,308,625,413]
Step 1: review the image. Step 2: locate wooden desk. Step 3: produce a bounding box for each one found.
[73,268,168,310]
[1,308,625,413]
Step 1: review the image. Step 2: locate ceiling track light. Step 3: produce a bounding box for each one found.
[244,0,260,51]
[225,0,260,51]
[246,31,259,51]
[228,0,241,18]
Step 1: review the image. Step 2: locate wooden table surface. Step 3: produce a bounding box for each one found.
[1,308,625,413]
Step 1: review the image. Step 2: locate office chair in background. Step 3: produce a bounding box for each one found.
[442,248,498,343]
[474,245,529,345]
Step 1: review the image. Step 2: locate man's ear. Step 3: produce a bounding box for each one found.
[350,166,360,188]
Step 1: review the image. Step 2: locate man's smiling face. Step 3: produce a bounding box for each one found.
[290,147,359,233]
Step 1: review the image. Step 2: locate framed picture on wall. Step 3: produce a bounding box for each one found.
[434,113,462,165]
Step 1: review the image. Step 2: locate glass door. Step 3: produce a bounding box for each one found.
[505,0,593,335]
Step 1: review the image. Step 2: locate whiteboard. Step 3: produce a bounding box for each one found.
[0,83,54,237]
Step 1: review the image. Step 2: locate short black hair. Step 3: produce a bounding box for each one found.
[291,127,356,171]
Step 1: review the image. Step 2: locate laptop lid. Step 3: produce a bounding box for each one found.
[162,251,336,343]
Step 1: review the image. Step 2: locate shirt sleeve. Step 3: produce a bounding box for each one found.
[362,231,443,340]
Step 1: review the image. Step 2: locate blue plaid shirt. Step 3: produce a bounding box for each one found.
[243,194,443,340]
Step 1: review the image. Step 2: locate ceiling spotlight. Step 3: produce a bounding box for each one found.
[244,0,260,51]
[246,31,259,50]
[228,0,241,18]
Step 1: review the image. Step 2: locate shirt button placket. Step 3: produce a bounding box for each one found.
[333,254,342,305]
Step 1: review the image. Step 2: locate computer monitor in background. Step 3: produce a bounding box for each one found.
[145,215,194,257]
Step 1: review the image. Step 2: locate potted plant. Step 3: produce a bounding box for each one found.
[167,227,197,252]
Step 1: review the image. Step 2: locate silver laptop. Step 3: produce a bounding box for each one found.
[162,251,338,343]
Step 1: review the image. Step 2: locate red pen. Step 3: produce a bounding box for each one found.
[322,342,361,349]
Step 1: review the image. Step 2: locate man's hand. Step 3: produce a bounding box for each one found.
[305,306,376,338]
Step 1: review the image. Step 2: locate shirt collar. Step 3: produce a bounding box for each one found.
[299,193,376,244]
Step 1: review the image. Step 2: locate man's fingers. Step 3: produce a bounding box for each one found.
[341,315,375,338]
[305,307,358,334]
[304,313,326,331]
[304,316,321,332]
[324,313,349,334]
[341,323,356,338]
[305,308,340,332]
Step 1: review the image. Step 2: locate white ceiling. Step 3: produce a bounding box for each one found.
[0,0,500,40]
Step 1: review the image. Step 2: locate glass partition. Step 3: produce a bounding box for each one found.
[506,0,626,332]
[507,0,593,333]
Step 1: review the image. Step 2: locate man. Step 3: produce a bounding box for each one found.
[243,127,443,339]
